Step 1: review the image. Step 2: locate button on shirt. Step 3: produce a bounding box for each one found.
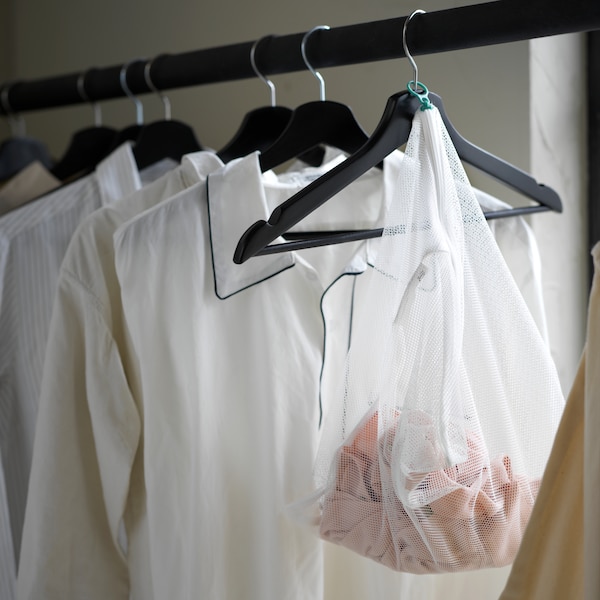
[0,143,167,596]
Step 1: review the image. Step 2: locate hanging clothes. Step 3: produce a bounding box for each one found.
[0,143,173,595]
[18,150,403,599]
[17,142,559,599]
[476,190,549,344]
[17,151,224,598]
[499,242,600,600]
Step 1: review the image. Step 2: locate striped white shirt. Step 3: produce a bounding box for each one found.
[17,152,223,599]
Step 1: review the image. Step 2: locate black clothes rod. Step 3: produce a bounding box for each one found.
[1,0,599,116]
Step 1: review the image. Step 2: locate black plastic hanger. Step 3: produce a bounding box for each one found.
[51,126,116,181]
[218,105,292,163]
[132,57,203,170]
[257,26,372,173]
[234,87,562,263]
[109,124,143,151]
[217,37,296,163]
[233,12,562,264]
[50,72,117,181]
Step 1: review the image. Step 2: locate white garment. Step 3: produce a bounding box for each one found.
[17,151,222,599]
[477,190,549,343]
[115,151,401,600]
[18,147,552,600]
[20,150,401,599]
[0,144,169,597]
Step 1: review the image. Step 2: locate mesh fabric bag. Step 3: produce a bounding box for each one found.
[308,106,564,574]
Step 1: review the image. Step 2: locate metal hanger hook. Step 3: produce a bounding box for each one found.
[250,36,277,107]
[144,57,171,121]
[301,25,330,101]
[402,9,426,92]
[119,59,144,125]
[77,70,102,127]
[0,82,26,137]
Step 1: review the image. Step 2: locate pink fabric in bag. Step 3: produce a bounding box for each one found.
[320,411,540,574]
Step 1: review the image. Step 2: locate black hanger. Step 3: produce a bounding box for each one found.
[219,106,292,164]
[51,126,116,181]
[217,36,324,166]
[132,58,203,170]
[108,124,143,151]
[217,37,294,163]
[258,100,371,172]
[233,88,562,264]
[50,72,118,181]
[233,12,562,264]
[257,26,372,173]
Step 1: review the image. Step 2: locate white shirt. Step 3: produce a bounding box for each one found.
[0,144,169,597]
[19,150,400,599]
[17,151,223,600]
[119,151,404,600]
[478,189,549,343]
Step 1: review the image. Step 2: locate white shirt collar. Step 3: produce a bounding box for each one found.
[206,150,403,299]
[206,152,295,299]
[95,142,143,205]
[180,151,225,187]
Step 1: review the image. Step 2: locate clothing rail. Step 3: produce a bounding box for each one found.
[1,0,599,115]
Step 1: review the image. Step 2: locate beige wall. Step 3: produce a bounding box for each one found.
[530,34,588,391]
[2,1,588,384]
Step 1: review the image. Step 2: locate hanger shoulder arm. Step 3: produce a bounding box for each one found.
[234,93,419,264]
[429,93,562,212]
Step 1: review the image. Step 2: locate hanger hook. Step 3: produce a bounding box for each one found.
[301,25,330,102]
[77,70,102,127]
[250,36,277,107]
[119,60,144,125]
[144,57,171,121]
[402,9,426,92]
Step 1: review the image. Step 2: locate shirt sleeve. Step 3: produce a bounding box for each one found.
[17,268,140,599]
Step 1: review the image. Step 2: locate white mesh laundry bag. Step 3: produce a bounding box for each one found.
[300,103,565,574]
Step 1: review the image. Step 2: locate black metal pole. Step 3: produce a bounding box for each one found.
[1,0,599,116]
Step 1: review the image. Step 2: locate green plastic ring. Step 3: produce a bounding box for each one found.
[407,80,433,111]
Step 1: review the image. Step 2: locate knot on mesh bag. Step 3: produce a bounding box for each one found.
[292,106,564,574]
